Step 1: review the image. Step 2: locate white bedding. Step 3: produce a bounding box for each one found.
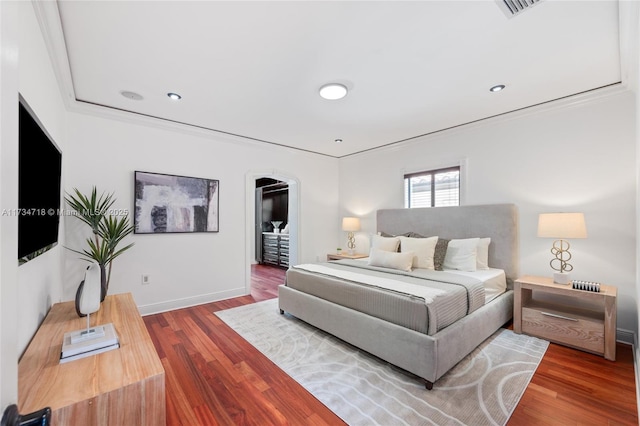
[443,268,507,303]
[345,258,506,304]
[294,263,447,303]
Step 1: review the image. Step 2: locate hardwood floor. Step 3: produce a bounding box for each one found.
[143,294,345,425]
[144,265,638,425]
[250,264,285,301]
[510,342,637,425]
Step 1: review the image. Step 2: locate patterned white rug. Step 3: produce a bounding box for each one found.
[215,299,549,426]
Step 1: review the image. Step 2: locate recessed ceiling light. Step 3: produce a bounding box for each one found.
[167,92,182,100]
[319,83,348,100]
[490,84,506,93]
[335,139,343,143]
[120,90,143,101]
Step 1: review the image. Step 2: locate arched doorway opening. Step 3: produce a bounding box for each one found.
[244,171,299,298]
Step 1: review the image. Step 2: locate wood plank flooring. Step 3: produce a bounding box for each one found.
[144,264,638,425]
[249,264,283,302]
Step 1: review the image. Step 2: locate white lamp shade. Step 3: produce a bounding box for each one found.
[537,212,587,239]
[342,217,361,232]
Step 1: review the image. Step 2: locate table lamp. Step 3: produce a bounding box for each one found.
[342,217,361,255]
[537,212,587,284]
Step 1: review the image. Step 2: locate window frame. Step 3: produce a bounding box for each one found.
[404,166,461,208]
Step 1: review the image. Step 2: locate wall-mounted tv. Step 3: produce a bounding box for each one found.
[18,95,62,264]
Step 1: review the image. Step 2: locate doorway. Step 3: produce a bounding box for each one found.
[253,178,288,300]
[245,171,299,298]
[255,178,289,266]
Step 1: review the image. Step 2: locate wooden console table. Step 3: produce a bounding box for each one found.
[18,293,165,425]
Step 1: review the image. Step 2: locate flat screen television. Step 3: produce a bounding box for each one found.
[18,95,62,263]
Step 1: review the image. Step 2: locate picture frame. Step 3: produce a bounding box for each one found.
[134,171,219,234]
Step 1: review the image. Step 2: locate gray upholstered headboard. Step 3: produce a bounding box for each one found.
[376,204,519,285]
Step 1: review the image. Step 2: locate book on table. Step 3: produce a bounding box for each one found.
[60,322,120,363]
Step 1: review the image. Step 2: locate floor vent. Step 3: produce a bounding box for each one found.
[496,0,544,18]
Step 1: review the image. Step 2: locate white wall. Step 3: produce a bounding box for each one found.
[626,0,640,406]
[339,91,638,335]
[1,0,68,408]
[64,110,339,314]
[0,0,20,409]
[635,80,640,413]
[16,1,68,355]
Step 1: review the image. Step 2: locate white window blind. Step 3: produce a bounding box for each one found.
[404,167,460,208]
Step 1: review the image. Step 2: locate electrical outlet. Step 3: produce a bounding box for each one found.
[141,274,150,285]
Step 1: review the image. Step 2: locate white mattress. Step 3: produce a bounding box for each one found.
[443,268,507,304]
[347,258,506,304]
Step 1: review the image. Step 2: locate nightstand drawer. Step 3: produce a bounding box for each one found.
[522,305,604,355]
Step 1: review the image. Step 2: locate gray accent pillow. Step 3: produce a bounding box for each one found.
[380,231,411,251]
[391,232,445,268]
[433,238,450,271]
[380,231,411,238]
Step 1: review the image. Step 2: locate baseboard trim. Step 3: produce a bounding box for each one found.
[617,328,635,345]
[622,328,640,420]
[615,327,638,416]
[137,288,247,316]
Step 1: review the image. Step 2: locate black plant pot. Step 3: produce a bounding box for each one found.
[99,264,107,302]
[75,264,107,317]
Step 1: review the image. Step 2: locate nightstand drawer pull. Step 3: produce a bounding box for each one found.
[540,311,578,322]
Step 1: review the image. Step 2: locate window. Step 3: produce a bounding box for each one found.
[404,167,460,208]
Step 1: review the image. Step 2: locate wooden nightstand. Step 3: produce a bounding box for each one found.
[514,275,617,361]
[327,253,368,261]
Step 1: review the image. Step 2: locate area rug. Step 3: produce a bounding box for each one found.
[215,299,549,426]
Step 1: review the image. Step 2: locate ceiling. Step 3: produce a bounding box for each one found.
[51,1,623,158]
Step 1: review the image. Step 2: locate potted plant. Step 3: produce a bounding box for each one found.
[65,187,134,311]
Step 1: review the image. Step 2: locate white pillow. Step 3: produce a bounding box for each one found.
[476,237,491,270]
[398,236,438,270]
[443,238,480,272]
[368,249,414,272]
[371,234,400,252]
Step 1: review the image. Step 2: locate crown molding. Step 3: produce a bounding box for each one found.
[31,0,76,108]
[32,1,328,159]
[618,0,640,95]
[341,82,631,159]
[33,0,634,161]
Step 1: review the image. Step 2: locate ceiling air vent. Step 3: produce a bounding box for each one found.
[496,0,544,18]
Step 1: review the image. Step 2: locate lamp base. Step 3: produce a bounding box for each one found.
[553,271,572,285]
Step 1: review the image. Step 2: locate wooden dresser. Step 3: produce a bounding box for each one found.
[18,293,165,425]
[262,232,289,267]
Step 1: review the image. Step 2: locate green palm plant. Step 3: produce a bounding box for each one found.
[65,186,134,300]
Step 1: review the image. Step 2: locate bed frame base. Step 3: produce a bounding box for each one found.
[280,304,437,389]
[278,284,513,389]
[280,300,435,389]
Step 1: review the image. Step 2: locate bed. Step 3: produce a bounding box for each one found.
[278,204,518,389]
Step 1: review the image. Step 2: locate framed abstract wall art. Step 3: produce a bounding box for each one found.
[134,171,219,234]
